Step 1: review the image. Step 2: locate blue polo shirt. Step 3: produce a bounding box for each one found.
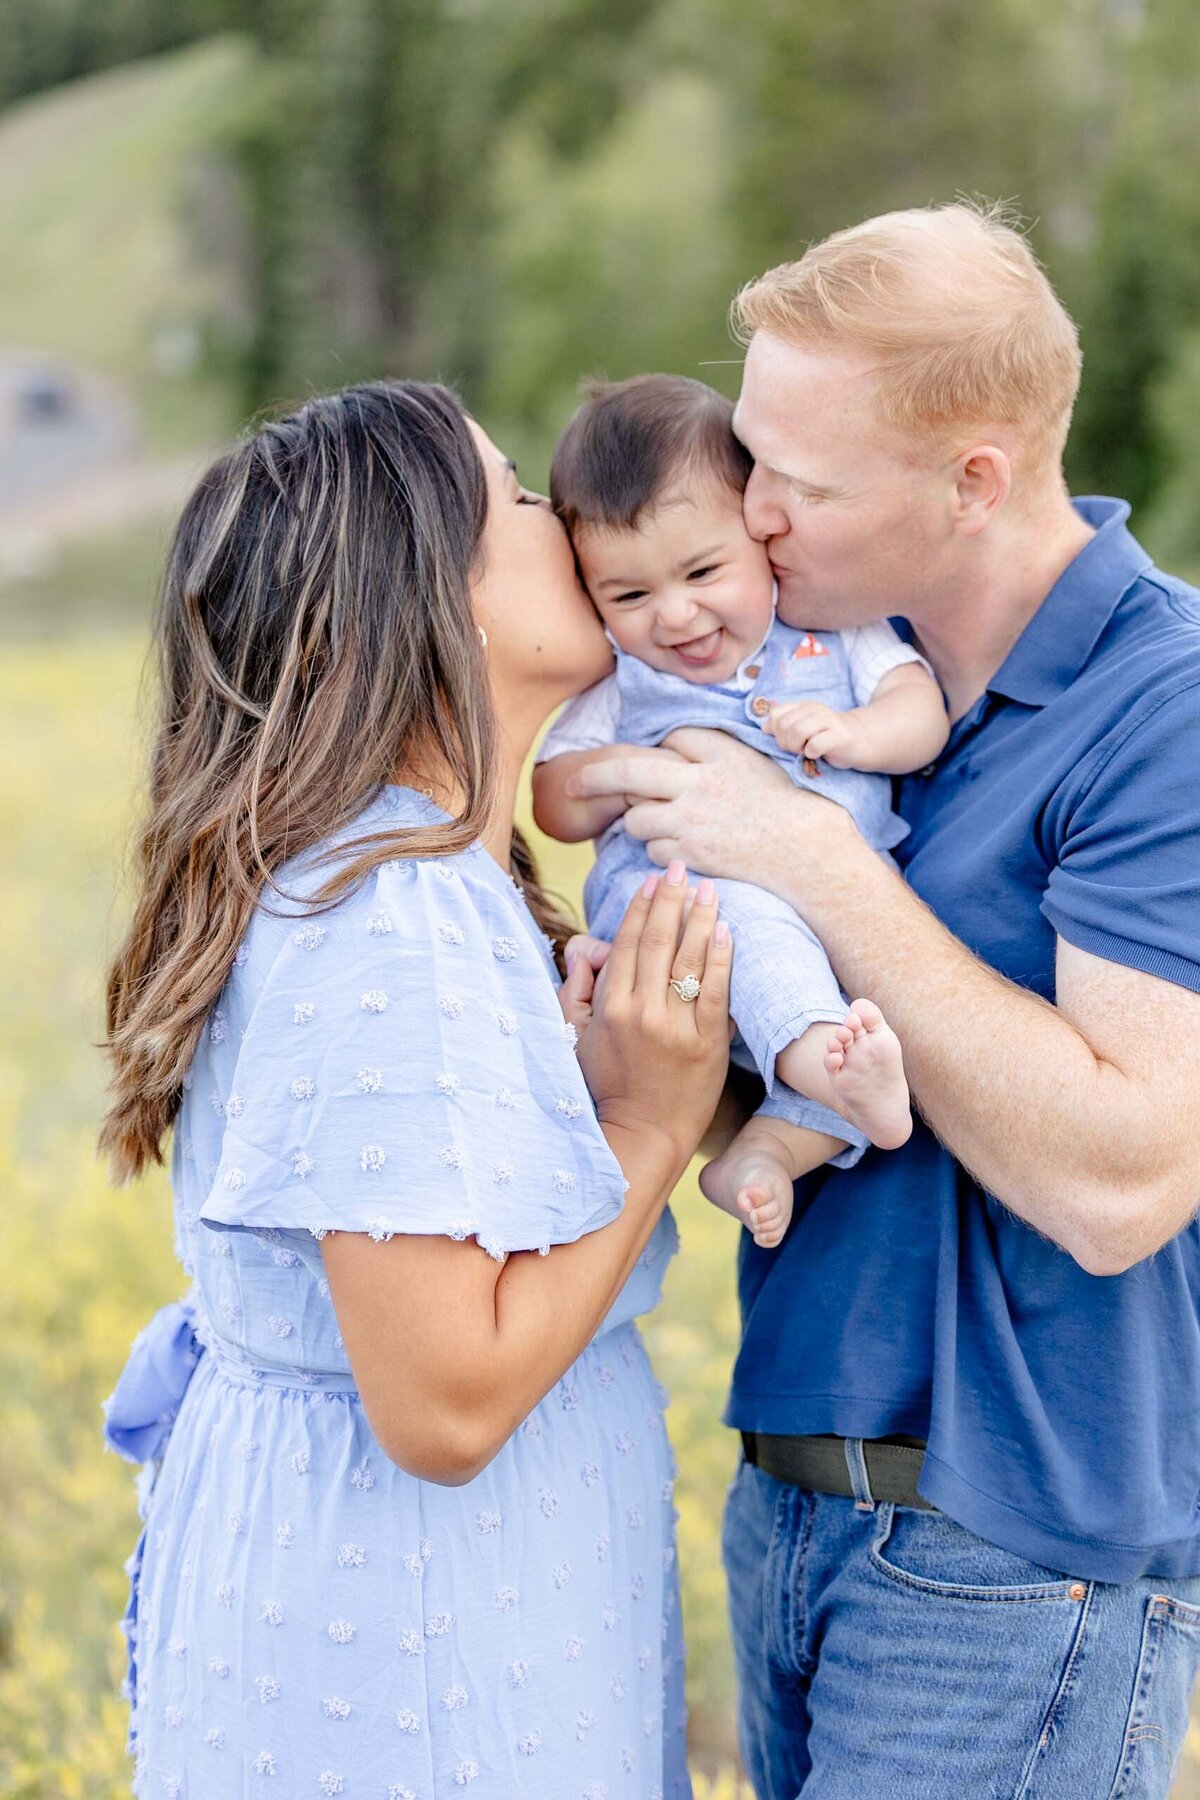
[727,498,1200,1582]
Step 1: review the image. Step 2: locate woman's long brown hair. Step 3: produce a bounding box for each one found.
[101,379,576,1183]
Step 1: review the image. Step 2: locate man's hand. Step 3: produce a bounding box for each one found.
[566,727,858,891]
[550,742,690,845]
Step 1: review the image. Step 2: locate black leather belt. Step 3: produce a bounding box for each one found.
[741,1430,934,1511]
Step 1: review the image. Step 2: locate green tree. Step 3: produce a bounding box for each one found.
[229,0,674,416]
[1068,0,1200,539]
[0,0,233,107]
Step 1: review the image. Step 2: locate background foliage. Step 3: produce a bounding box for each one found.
[1,1,1198,1792]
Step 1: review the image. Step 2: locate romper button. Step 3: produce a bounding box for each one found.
[1068,1582,1086,1601]
[745,664,761,679]
[751,697,771,718]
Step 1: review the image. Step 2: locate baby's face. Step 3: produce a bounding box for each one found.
[573,473,776,684]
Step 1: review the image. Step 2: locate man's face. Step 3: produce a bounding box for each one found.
[733,332,950,630]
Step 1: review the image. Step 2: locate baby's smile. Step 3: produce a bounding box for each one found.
[660,625,728,672]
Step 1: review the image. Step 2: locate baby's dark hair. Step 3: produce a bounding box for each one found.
[550,374,753,539]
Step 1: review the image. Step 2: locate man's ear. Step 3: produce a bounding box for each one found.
[951,444,1011,536]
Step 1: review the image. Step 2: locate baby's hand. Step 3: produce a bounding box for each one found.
[764,701,865,768]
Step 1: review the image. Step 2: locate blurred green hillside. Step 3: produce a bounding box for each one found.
[0,33,253,454]
[4,3,1200,543]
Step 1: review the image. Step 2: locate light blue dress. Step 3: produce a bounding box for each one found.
[104,786,689,1800]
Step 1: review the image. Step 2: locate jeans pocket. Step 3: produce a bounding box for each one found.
[1107,1593,1200,1799]
[869,1504,1080,1603]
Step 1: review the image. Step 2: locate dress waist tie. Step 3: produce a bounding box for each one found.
[101,1296,204,1743]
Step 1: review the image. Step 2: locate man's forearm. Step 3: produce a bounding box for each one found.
[773,818,1181,1273]
[568,733,1193,1271]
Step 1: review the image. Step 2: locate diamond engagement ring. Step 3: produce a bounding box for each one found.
[669,974,702,1003]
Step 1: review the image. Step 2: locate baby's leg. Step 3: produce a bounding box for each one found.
[715,876,875,1163]
[582,837,657,944]
[700,1113,846,1248]
[776,1001,912,1152]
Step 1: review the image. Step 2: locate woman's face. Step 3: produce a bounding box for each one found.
[469,422,614,722]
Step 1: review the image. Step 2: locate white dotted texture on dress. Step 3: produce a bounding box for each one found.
[194,826,630,1257]
[188,831,633,1267]
[139,794,688,1795]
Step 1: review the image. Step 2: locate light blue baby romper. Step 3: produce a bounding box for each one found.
[554,619,920,1157]
[104,785,690,1800]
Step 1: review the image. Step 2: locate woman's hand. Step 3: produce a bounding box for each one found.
[577,859,732,1165]
[326,866,730,1486]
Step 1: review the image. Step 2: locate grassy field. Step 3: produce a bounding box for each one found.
[4,606,1199,1798]
[0,621,754,1797]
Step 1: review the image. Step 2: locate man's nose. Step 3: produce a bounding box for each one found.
[743,466,788,542]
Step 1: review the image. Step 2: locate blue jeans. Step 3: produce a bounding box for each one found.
[723,1458,1200,1798]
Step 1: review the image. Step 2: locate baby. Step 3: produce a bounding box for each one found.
[533,375,950,1247]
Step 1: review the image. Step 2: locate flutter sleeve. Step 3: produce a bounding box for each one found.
[198,848,628,1258]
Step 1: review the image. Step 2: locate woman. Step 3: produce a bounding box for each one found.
[100,381,731,1798]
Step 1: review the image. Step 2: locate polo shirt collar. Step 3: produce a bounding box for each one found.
[986,497,1155,707]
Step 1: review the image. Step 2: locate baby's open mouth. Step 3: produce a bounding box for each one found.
[669,628,724,668]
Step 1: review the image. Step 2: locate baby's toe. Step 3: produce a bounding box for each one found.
[849,997,884,1032]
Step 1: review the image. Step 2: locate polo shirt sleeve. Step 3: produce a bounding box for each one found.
[1041,684,1200,993]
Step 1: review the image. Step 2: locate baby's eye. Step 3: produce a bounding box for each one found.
[687,565,717,581]
[613,590,648,605]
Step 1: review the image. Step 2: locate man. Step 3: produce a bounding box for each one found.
[568,202,1200,1795]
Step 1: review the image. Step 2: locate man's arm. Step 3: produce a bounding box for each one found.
[564,729,1200,1275]
[781,831,1200,1276]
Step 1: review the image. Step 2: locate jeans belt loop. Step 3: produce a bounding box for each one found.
[844,1436,876,1511]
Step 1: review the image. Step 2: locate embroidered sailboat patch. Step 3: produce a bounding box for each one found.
[790,633,830,659]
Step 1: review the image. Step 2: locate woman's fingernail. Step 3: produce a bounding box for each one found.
[697,878,716,906]
[715,920,730,944]
[564,776,579,796]
[642,873,660,898]
[666,858,687,886]
[566,951,577,973]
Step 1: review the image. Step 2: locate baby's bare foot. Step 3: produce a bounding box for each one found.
[700,1144,795,1249]
[824,998,912,1151]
